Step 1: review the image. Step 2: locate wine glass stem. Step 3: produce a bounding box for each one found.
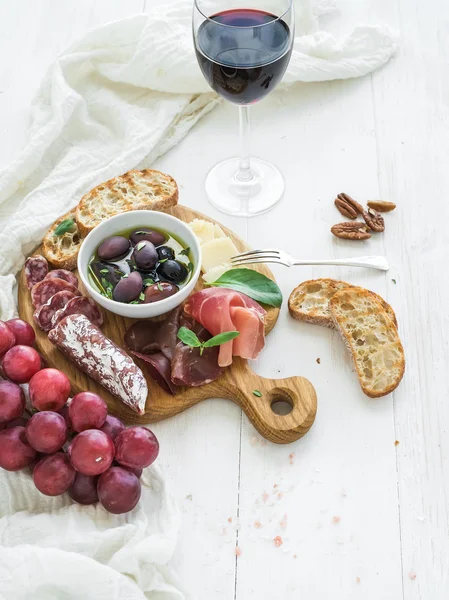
[236,105,254,182]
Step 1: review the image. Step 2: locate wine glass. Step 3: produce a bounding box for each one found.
[193,0,295,217]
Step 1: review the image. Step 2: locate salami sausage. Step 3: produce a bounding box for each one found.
[45,269,78,288]
[33,290,77,332]
[24,255,48,290]
[48,314,147,415]
[51,296,103,329]
[31,278,80,309]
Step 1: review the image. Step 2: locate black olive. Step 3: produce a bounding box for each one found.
[157,259,189,284]
[144,282,179,304]
[97,236,130,261]
[156,246,175,261]
[132,240,158,271]
[129,228,166,247]
[113,271,143,303]
[90,261,124,288]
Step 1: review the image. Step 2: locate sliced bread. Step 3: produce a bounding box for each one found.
[329,287,405,398]
[288,279,398,328]
[42,209,81,270]
[76,169,178,236]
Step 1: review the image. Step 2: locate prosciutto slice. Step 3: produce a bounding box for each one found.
[183,288,266,367]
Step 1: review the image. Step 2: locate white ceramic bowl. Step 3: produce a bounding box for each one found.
[77,210,201,319]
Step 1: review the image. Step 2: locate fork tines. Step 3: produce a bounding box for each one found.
[231,249,281,265]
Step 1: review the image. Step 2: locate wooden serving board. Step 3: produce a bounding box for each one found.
[18,206,317,444]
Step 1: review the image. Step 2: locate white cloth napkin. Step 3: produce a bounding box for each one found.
[0,1,397,598]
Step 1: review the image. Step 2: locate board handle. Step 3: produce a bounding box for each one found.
[220,359,317,444]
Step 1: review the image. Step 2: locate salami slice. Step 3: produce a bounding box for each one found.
[48,314,148,415]
[51,296,103,329]
[45,269,78,288]
[31,277,80,309]
[24,255,48,290]
[33,290,77,332]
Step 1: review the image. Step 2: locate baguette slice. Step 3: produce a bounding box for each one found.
[288,279,398,328]
[329,287,405,398]
[76,169,178,236]
[42,209,81,271]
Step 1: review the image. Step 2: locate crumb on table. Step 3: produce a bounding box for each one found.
[274,536,283,548]
[395,440,400,446]
[254,520,263,529]
[316,358,321,364]
[332,516,341,525]
[235,546,242,557]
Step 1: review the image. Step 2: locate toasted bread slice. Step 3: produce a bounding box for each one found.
[288,279,398,328]
[75,169,178,236]
[42,209,82,271]
[329,287,405,397]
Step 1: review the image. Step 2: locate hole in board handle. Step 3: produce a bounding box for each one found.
[271,396,293,416]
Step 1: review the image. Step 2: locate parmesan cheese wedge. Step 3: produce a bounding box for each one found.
[188,219,215,244]
[213,224,227,238]
[202,263,232,284]
[201,237,239,273]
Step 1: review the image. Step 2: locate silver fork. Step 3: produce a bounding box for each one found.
[231,250,389,271]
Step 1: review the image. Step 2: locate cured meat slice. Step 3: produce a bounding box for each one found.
[51,296,103,329]
[184,288,266,367]
[24,255,48,290]
[171,343,224,387]
[31,278,80,309]
[125,306,182,360]
[130,351,179,395]
[33,290,77,332]
[48,314,148,415]
[45,269,78,288]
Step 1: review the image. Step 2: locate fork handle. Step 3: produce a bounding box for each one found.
[291,256,389,271]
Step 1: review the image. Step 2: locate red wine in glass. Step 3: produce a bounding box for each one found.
[195,8,292,105]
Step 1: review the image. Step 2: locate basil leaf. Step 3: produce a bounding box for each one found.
[252,390,262,397]
[188,261,194,272]
[177,327,202,348]
[157,282,163,292]
[136,241,146,252]
[143,278,155,286]
[100,268,109,274]
[139,292,145,301]
[159,258,168,264]
[203,331,240,348]
[54,218,75,236]
[208,268,282,308]
[180,247,190,257]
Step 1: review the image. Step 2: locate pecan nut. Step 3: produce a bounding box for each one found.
[367,200,396,213]
[362,208,385,232]
[335,198,358,219]
[331,222,371,240]
[335,193,364,218]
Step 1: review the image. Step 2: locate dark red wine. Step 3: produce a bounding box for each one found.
[195,9,292,105]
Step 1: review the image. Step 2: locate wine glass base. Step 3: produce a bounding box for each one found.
[205,157,285,217]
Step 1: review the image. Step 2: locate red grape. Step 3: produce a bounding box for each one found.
[100,415,125,441]
[97,466,141,514]
[0,321,15,356]
[2,345,41,383]
[68,392,107,432]
[122,465,143,479]
[26,411,67,453]
[68,429,114,476]
[33,452,75,496]
[115,427,159,470]
[58,404,72,430]
[68,473,99,505]
[5,319,35,347]
[29,368,71,411]
[0,380,25,423]
[0,426,36,471]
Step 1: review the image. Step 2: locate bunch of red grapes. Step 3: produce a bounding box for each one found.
[0,318,159,514]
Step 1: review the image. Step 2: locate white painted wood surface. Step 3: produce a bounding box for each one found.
[0,1,447,598]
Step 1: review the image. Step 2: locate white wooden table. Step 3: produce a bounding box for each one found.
[1,1,447,599]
